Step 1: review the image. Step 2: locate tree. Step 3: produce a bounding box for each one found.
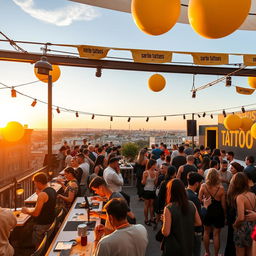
[121,142,139,162]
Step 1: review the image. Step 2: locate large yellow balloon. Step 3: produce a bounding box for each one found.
[2,121,25,142]
[34,65,61,83]
[224,115,242,130]
[251,123,256,139]
[248,77,256,89]
[148,74,166,92]
[188,0,251,39]
[240,117,253,131]
[131,0,180,36]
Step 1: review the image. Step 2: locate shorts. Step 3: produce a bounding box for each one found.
[143,190,156,200]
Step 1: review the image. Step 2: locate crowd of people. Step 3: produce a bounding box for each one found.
[1,139,256,256]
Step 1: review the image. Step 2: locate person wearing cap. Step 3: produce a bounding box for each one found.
[93,198,148,256]
[103,157,123,193]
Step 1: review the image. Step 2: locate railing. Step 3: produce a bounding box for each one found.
[0,166,48,209]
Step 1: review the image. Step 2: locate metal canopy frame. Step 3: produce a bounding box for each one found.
[0,49,256,77]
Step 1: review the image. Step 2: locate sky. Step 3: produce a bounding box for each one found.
[0,0,256,130]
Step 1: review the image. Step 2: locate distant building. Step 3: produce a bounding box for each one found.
[150,135,183,148]
[0,128,33,185]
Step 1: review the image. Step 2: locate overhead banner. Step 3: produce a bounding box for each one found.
[243,55,256,66]
[131,50,172,63]
[191,53,229,65]
[77,45,110,59]
[236,86,255,95]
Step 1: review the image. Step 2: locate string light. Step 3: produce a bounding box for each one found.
[110,116,113,122]
[146,117,149,122]
[183,114,186,120]
[31,99,37,107]
[203,112,206,117]
[92,114,95,119]
[164,116,167,121]
[11,87,16,97]
[192,91,196,98]
[241,106,246,113]
[56,107,60,114]
[76,112,79,118]
[198,114,201,118]
[128,117,131,122]
[210,114,213,119]
[95,67,102,78]
[223,110,226,117]
[226,76,232,87]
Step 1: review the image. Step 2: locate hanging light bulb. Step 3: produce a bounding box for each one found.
[110,116,113,122]
[183,114,186,120]
[198,114,201,118]
[56,107,60,114]
[223,110,226,117]
[146,117,149,122]
[192,90,196,98]
[31,99,37,107]
[11,87,16,97]
[241,107,246,113]
[76,112,79,118]
[95,67,102,78]
[226,76,232,87]
[210,114,213,119]
[203,112,206,117]
[92,114,95,119]
[128,117,131,122]
[164,116,167,121]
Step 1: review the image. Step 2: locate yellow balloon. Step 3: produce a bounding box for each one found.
[148,74,166,92]
[240,117,253,131]
[251,123,256,139]
[34,65,61,83]
[188,0,251,39]
[131,0,180,36]
[248,77,256,89]
[2,121,25,142]
[224,115,242,130]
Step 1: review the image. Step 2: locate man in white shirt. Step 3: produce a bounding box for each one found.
[0,208,16,256]
[93,198,148,256]
[156,151,166,169]
[77,154,90,195]
[103,157,123,192]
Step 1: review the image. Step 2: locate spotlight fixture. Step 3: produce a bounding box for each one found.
[192,90,196,98]
[164,116,167,121]
[226,76,232,87]
[92,114,95,119]
[128,117,131,122]
[198,114,201,118]
[95,67,102,78]
[210,114,213,119]
[56,107,60,114]
[31,99,37,107]
[11,87,17,97]
[203,112,206,117]
[183,114,186,120]
[223,110,226,117]
[146,117,149,122]
[241,106,245,113]
[110,116,113,122]
[76,112,79,118]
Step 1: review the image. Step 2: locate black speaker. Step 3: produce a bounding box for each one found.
[187,120,197,136]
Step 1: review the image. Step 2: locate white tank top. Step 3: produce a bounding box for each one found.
[144,171,156,191]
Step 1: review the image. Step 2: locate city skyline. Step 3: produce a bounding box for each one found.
[0,0,256,130]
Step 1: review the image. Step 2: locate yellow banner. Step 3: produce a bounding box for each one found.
[243,55,256,66]
[131,50,172,63]
[236,86,255,95]
[192,53,229,65]
[77,45,110,59]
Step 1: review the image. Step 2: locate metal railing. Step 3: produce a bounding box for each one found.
[0,166,47,209]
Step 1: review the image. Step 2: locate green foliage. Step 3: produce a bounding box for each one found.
[121,142,139,161]
[135,140,149,150]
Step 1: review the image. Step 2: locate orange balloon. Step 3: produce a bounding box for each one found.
[131,0,180,35]
[224,115,242,130]
[248,77,256,89]
[2,121,25,142]
[240,117,253,131]
[188,0,251,39]
[251,123,256,139]
[148,74,166,92]
[34,64,61,83]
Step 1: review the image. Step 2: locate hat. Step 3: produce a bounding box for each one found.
[231,162,244,173]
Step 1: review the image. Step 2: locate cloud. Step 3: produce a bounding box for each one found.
[12,0,99,26]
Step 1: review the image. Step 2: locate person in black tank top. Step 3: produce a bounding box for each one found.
[21,172,57,248]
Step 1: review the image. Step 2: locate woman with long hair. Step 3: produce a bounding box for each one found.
[141,158,158,225]
[228,172,256,256]
[93,155,105,177]
[199,168,226,256]
[135,149,148,200]
[198,157,210,176]
[161,178,201,256]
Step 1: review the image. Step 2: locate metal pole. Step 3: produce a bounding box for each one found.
[48,74,52,172]
[192,113,195,149]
